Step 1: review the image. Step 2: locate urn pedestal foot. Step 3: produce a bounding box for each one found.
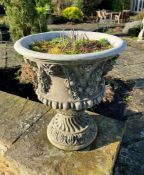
[47,110,97,150]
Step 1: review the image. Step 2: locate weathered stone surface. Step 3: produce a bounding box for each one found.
[107,46,144,81]
[114,112,144,174]
[125,89,144,114]
[4,111,124,175]
[134,79,144,89]
[0,156,15,175]
[104,39,144,175]
[0,91,50,155]
[0,43,23,68]
[114,113,144,175]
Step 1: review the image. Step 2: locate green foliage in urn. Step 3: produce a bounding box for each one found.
[62,6,84,22]
[29,35,111,54]
[0,0,49,41]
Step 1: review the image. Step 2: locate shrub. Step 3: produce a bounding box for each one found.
[52,15,66,24]
[0,0,48,41]
[62,6,83,22]
[112,0,130,11]
[72,0,83,10]
[82,0,102,15]
[99,39,110,47]
[128,27,141,37]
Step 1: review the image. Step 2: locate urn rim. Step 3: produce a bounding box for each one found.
[14,30,126,63]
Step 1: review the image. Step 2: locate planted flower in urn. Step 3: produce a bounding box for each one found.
[14,30,126,150]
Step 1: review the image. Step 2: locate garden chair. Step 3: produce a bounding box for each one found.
[96,10,103,22]
[114,12,121,24]
[101,9,111,20]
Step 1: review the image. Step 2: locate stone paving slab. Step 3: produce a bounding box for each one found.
[116,46,144,66]
[0,42,23,68]
[0,59,5,68]
[0,91,125,175]
[124,37,144,51]
[114,113,144,175]
[107,45,144,81]
[113,91,144,174]
[134,79,144,89]
[109,64,144,81]
[5,111,124,175]
[0,91,50,155]
[127,89,144,113]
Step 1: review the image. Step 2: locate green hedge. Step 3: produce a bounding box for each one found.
[128,27,141,37]
[112,0,130,11]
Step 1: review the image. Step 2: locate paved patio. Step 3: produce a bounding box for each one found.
[108,41,144,175]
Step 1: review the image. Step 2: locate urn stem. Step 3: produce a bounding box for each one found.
[47,110,97,150]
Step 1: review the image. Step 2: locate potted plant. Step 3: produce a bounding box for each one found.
[14,31,126,150]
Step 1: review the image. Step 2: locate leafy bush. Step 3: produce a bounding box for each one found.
[52,15,66,24]
[72,0,83,10]
[35,0,50,7]
[128,27,141,37]
[112,0,130,11]
[99,39,110,47]
[82,0,102,15]
[0,0,48,41]
[62,6,83,22]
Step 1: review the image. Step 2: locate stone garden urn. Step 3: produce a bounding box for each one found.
[14,31,126,151]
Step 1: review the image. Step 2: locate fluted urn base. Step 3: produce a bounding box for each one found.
[47,110,97,150]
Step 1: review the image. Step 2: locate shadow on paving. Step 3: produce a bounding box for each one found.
[114,112,144,175]
[113,79,144,175]
[0,67,38,101]
[91,76,135,121]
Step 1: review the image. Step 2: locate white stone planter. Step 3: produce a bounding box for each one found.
[14,31,126,150]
